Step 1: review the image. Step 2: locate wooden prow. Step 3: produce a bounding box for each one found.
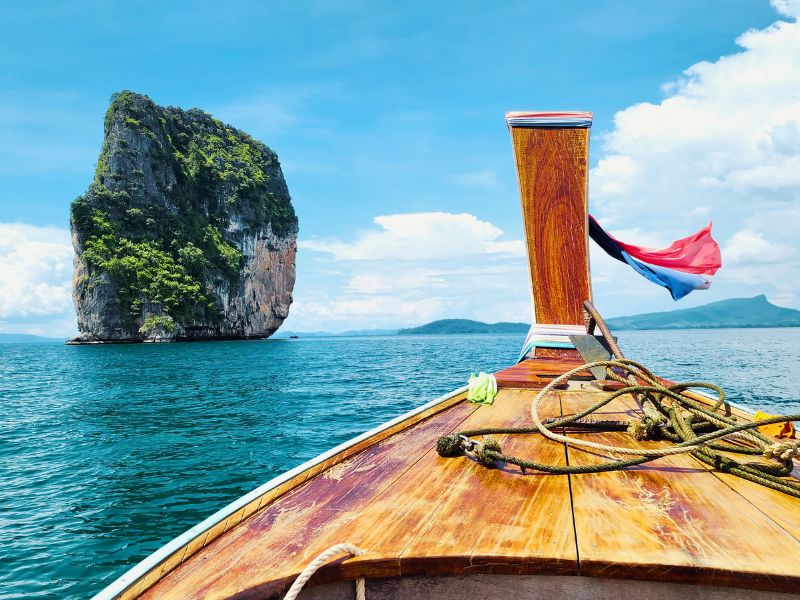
[508,111,592,326]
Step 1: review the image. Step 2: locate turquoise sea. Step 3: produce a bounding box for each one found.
[2,328,799,599]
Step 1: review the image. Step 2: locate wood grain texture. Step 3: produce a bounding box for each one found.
[494,356,587,388]
[125,357,800,599]
[139,401,479,599]
[120,389,469,598]
[328,389,573,580]
[139,390,577,599]
[560,390,800,593]
[392,389,575,577]
[510,125,591,325]
[534,347,582,359]
[613,388,800,544]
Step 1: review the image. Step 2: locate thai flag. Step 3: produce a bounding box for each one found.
[589,215,721,300]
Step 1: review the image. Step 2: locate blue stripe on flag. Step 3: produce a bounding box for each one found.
[620,251,710,300]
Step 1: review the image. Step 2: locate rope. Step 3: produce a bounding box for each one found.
[284,543,366,600]
[583,300,624,359]
[530,359,709,457]
[436,302,800,497]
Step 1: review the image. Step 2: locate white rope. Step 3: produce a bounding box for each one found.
[765,441,799,461]
[283,543,366,600]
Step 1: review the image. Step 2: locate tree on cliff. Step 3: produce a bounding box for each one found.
[70,91,298,343]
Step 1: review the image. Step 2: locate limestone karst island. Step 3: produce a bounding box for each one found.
[69,92,297,343]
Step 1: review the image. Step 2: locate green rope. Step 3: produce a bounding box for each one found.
[437,359,800,498]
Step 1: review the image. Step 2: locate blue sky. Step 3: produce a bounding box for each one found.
[1,1,798,335]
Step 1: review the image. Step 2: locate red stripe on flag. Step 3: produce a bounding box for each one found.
[603,220,721,276]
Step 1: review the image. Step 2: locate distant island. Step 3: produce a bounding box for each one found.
[274,328,399,338]
[398,319,530,335]
[9,296,794,345]
[606,295,800,330]
[273,320,530,338]
[0,333,65,344]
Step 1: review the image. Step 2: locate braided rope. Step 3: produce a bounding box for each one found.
[530,359,705,457]
[583,300,624,359]
[437,356,800,496]
[284,543,365,600]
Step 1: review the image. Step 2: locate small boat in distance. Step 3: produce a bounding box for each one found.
[289,335,299,339]
[94,112,800,600]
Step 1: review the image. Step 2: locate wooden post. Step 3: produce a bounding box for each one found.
[507,111,593,326]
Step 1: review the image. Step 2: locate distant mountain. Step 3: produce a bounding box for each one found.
[398,319,530,335]
[340,328,400,337]
[252,297,800,338]
[272,328,399,338]
[606,295,800,330]
[0,333,66,344]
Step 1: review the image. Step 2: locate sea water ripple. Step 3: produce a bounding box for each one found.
[1,329,798,598]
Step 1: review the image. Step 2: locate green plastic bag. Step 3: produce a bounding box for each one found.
[466,371,497,405]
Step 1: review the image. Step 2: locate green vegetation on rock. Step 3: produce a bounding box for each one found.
[71,91,297,333]
[139,315,176,336]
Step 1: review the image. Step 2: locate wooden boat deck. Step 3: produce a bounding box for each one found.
[127,356,800,599]
[100,111,800,599]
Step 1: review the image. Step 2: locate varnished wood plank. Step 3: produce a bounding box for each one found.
[495,357,588,388]
[328,389,563,580]
[128,358,800,600]
[155,547,188,585]
[706,470,800,542]
[510,125,591,325]
[240,495,262,522]
[140,401,479,599]
[125,389,469,597]
[396,389,575,577]
[535,347,582,360]
[613,388,800,544]
[117,580,144,600]
[560,390,800,593]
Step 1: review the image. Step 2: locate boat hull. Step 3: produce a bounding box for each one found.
[96,356,800,600]
[294,575,799,600]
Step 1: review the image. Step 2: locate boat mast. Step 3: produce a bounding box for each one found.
[507,112,593,327]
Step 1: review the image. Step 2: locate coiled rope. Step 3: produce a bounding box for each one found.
[438,302,800,498]
[284,543,366,600]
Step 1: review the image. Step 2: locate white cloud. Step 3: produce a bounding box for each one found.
[772,0,800,18]
[593,155,638,196]
[347,270,449,294]
[723,230,796,265]
[291,294,448,326]
[287,211,530,331]
[0,223,76,335]
[591,8,800,311]
[300,211,524,261]
[716,230,799,297]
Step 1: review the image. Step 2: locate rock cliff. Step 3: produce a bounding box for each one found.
[69,91,297,343]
